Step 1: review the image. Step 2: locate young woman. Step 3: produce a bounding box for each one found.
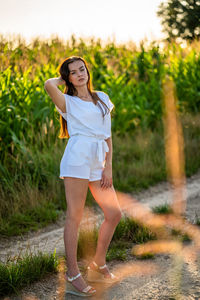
[44,56,122,297]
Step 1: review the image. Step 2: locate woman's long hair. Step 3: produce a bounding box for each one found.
[58,56,110,139]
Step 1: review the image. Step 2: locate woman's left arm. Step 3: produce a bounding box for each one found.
[101,137,113,189]
[105,136,112,167]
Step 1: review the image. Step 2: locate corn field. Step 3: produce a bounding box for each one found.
[1,35,200,162]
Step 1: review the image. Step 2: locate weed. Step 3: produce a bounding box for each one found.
[194,212,200,226]
[171,229,191,242]
[112,216,157,243]
[152,203,173,214]
[132,252,155,259]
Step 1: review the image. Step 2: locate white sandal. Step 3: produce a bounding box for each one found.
[66,272,96,297]
[87,261,119,284]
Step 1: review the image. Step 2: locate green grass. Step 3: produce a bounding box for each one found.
[77,226,99,260]
[151,203,173,214]
[132,252,155,260]
[195,219,200,225]
[77,216,157,262]
[112,216,157,243]
[195,213,200,226]
[0,202,62,236]
[171,229,192,242]
[112,127,166,192]
[182,113,200,177]
[0,251,58,297]
[106,242,128,261]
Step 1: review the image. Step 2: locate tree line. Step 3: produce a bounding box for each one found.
[157,0,200,41]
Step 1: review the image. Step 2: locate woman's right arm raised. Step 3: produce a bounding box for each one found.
[44,77,67,113]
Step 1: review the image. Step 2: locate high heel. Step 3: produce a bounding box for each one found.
[87,261,119,284]
[66,272,96,297]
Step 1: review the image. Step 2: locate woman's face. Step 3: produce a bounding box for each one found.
[68,60,88,87]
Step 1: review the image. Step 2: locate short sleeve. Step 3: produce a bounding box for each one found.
[55,94,68,121]
[98,91,114,112]
[107,96,114,112]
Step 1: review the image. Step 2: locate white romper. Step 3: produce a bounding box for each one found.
[55,91,114,181]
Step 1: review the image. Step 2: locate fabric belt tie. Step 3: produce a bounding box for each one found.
[97,139,109,162]
[70,134,109,163]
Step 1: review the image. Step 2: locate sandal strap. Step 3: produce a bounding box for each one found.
[67,272,81,282]
[92,261,98,268]
[91,261,107,270]
[99,264,107,270]
[82,285,94,293]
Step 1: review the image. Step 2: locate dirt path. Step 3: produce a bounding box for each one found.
[1,171,200,299]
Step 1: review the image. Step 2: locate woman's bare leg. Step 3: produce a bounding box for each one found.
[88,180,122,266]
[63,177,89,290]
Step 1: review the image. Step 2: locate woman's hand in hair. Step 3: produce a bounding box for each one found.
[44,77,65,89]
[57,76,66,85]
[44,77,66,113]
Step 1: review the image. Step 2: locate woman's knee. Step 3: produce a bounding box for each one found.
[106,209,122,225]
[115,209,122,224]
[66,209,83,226]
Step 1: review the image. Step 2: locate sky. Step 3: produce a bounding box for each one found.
[0,0,166,44]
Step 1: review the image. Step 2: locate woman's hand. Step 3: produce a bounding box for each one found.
[57,76,66,85]
[100,165,113,189]
[45,77,65,88]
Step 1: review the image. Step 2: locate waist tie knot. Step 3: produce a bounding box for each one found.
[97,139,109,162]
[70,134,109,163]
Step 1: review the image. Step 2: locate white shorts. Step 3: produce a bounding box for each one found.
[59,135,109,182]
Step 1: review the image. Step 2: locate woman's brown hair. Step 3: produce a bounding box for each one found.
[58,56,110,139]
